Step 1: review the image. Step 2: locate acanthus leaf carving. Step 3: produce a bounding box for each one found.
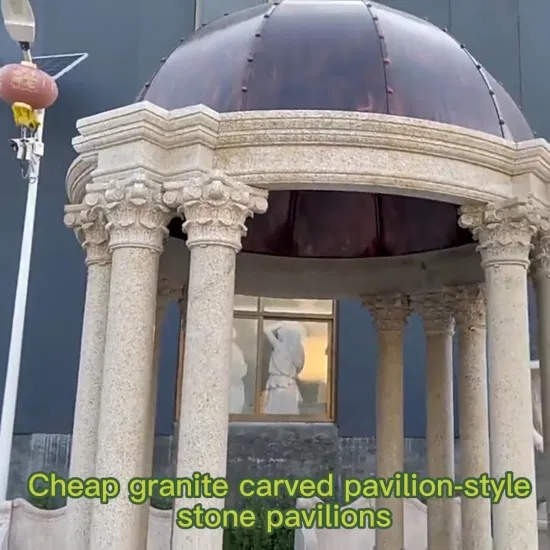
[163,171,268,251]
[63,202,110,266]
[361,293,410,332]
[531,226,550,278]
[459,198,541,269]
[87,172,171,253]
[444,284,486,330]
[410,292,454,335]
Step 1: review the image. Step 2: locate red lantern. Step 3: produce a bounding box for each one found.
[0,63,58,110]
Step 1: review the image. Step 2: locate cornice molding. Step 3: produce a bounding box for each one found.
[72,102,220,155]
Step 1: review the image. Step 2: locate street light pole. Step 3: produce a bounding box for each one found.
[0,0,42,501]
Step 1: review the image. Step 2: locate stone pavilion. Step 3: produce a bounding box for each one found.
[63,1,550,549]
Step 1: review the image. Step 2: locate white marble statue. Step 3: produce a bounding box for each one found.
[264,321,306,414]
[229,328,248,414]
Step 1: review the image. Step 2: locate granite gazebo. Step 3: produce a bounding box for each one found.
[64,1,550,549]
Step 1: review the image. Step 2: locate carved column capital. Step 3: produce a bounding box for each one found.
[163,171,268,252]
[531,230,550,279]
[459,198,542,269]
[157,278,185,308]
[85,172,171,253]
[410,292,454,335]
[445,284,486,331]
[64,203,110,266]
[362,293,410,332]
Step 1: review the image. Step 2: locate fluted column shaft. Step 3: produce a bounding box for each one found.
[532,230,550,542]
[64,205,111,550]
[88,177,170,550]
[166,173,268,550]
[460,199,540,550]
[449,284,491,550]
[363,293,409,550]
[412,292,457,550]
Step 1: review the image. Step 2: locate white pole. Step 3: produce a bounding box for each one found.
[0,109,44,500]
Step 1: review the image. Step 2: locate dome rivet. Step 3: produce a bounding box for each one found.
[241,86,248,92]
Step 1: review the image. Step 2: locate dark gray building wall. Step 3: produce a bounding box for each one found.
[0,0,196,436]
[0,0,546,444]
[336,302,462,438]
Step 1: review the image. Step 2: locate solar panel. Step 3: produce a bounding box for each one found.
[32,52,88,80]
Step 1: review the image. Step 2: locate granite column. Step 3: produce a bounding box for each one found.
[64,204,111,550]
[88,177,170,550]
[449,284,491,550]
[460,199,539,549]
[363,293,409,550]
[166,172,268,550]
[412,292,457,550]
[532,229,550,541]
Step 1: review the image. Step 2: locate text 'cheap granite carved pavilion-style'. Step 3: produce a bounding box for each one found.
[63,1,550,549]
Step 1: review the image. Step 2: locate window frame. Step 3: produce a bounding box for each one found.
[175,297,337,423]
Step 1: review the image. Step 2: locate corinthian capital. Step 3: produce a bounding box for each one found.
[163,171,268,251]
[85,172,171,253]
[445,284,486,330]
[531,230,550,278]
[64,203,110,266]
[410,292,454,335]
[362,293,410,332]
[459,198,542,269]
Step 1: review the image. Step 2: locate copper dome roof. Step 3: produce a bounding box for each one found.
[141,0,533,259]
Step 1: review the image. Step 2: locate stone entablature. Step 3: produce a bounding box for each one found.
[65,102,550,300]
[62,101,550,550]
[67,102,550,207]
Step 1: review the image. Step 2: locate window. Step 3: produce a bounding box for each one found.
[176,297,336,422]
